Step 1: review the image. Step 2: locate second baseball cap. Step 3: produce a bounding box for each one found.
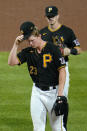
[45,6,58,18]
[20,21,35,40]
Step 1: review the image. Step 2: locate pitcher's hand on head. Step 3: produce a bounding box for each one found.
[14,35,24,45]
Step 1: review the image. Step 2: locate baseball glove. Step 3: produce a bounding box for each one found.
[51,96,68,116]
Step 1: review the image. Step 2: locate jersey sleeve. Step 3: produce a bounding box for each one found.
[67,29,80,48]
[52,45,66,70]
[17,49,27,65]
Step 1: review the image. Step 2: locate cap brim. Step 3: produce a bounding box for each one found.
[46,13,57,18]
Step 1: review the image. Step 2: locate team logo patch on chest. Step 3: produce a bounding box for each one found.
[43,54,52,68]
[52,36,64,47]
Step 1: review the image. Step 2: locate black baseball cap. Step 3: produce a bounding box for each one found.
[20,21,35,40]
[45,6,58,18]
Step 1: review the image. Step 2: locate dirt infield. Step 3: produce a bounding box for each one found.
[0,0,87,51]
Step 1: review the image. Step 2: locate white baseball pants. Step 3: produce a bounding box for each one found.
[30,62,69,131]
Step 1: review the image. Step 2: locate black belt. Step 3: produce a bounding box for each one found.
[35,83,56,91]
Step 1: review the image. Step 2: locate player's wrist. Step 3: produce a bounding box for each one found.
[70,48,78,55]
[58,90,63,96]
[14,42,19,48]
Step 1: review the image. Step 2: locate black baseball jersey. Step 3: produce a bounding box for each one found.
[17,47,39,84]
[17,42,66,87]
[40,25,80,61]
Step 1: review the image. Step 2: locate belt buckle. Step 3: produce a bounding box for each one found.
[49,86,53,90]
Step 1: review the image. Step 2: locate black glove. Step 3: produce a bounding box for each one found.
[51,96,68,116]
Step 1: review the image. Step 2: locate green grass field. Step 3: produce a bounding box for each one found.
[0,52,87,131]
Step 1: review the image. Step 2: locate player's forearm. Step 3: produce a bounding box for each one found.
[8,43,19,66]
[8,35,24,66]
[63,46,81,56]
[58,67,66,96]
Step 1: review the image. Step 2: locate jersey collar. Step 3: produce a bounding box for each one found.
[48,24,62,32]
[35,42,47,54]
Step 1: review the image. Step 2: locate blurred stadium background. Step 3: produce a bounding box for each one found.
[0,0,87,51]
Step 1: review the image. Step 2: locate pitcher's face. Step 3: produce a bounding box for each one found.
[27,35,40,48]
[46,15,59,26]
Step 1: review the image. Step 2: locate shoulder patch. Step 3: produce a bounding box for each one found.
[73,39,80,46]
